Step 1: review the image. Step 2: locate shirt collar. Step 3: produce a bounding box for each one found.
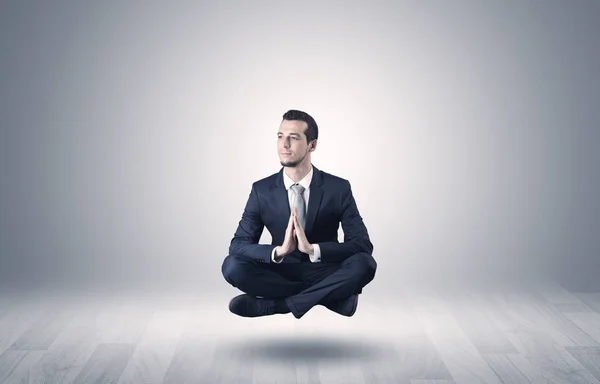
[283,165,313,191]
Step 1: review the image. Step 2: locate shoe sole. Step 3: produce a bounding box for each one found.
[229,295,276,317]
[324,295,359,317]
[347,295,358,317]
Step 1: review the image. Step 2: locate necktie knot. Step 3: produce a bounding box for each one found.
[291,184,305,195]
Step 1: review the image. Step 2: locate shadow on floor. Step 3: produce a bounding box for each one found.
[228,335,387,362]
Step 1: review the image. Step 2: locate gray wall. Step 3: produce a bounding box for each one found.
[1,0,599,292]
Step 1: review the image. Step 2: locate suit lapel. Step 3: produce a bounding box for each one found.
[304,185,322,237]
[272,168,291,218]
[304,165,323,238]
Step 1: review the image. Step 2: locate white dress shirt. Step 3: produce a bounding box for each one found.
[271,165,322,263]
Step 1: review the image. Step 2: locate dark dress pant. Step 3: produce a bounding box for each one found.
[221,253,377,318]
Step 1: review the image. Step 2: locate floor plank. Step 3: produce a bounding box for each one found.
[563,312,600,344]
[0,350,46,384]
[10,306,75,350]
[496,353,548,384]
[72,343,136,384]
[117,310,188,384]
[94,299,154,344]
[0,349,28,383]
[554,302,594,314]
[481,353,535,384]
[566,347,600,381]
[403,288,504,384]
[295,358,322,384]
[507,290,599,348]
[198,341,255,384]
[364,295,454,382]
[30,302,104,384]
[162,336,219,384]
[318,357,366,384]
[473,290,600,384]
[437,289,518,354]
[162,305,224,384]
[252,355,298,384]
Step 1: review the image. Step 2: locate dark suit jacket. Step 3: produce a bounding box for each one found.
[229,165,373,264]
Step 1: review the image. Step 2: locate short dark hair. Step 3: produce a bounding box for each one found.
[282,109,318,144]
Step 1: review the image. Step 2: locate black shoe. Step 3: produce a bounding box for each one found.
[323,294,359,317]
[229,294,277,317]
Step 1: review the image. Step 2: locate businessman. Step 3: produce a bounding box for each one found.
[221,110,376,319]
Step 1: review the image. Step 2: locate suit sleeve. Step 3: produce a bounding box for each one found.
[316,181,374,263]
[228,183,277,263]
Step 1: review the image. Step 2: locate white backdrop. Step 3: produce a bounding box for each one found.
[1,0,599,291]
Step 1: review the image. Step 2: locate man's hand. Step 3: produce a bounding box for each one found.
[274,209,297,258]
[293,207,314,255]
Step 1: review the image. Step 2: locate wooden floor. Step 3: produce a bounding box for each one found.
[1,280,600,383]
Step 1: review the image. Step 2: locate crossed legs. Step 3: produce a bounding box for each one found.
[221,253,377,318]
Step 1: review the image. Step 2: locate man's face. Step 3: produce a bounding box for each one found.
[277,119,311,167]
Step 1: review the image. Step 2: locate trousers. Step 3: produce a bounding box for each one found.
[221,252,377,318]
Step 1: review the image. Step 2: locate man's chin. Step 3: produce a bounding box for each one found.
[280,160,299,167]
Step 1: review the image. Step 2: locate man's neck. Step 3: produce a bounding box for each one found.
[284,162,312,183]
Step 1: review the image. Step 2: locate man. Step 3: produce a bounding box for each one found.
[221,110,376,319]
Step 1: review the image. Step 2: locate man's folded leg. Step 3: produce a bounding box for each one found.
[221,254,303,317]
[286,252,377,319]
